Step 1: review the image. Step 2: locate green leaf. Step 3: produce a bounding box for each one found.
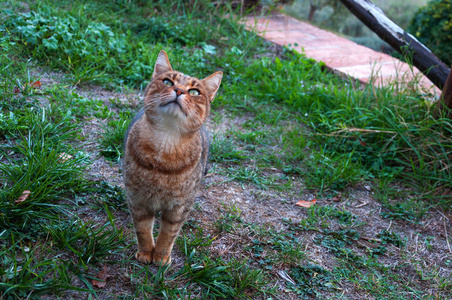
[43,35,58,50]
[202,44,216,55]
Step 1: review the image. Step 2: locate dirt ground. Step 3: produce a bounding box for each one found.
[34,66,452,299]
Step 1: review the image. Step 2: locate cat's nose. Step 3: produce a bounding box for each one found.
[174,87,185,97]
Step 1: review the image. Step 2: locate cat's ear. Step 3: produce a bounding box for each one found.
[202,71,223,102]
[152,50,173,79]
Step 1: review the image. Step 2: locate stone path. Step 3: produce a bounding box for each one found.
[244,13,440,95]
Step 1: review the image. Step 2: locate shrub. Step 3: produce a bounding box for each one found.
[2,7,161,86]
[408,0,452,66]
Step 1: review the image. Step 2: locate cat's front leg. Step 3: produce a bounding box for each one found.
[132,211,156,264]
[152,205,190,265]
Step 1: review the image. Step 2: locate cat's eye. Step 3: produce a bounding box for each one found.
[189,89,200,96]
[163,79,173,87]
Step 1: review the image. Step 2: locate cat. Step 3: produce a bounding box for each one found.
[123,50,222,265]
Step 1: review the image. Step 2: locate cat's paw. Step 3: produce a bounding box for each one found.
[152,252,172,265]
[135,251,153,264]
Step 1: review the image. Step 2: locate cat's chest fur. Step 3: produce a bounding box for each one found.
[123,111,205,211]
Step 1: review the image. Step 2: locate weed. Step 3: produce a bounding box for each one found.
[379,197,427,223]
[315,232,363,265]
[140,236,273,299]
[0,108,89,238]
[289,205,355,231]
[282,127,308,161]
[221,166,278,189]
[302,149,368,193]
[177,227,215,256]
[100,111,132,161]
[47,88,106,120]
[377,230,404,247]
[214,202,243,233]
[331,209,358,225]
[178,247,273,299]
[209,133,246,163]
[3,6,160,86]
[0,239,81,299]
[289,264,337,299]
[91,181,127,211]
[43,217,126,267]
[244,223,306,268]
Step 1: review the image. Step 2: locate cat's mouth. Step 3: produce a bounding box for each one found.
[160,100,187,116]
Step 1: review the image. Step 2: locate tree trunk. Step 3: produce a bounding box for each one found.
[338,0,450,90]
[436,66,452,118]
[308,5,317,21]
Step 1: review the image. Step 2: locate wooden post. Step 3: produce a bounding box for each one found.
[338,0,450,90]
[436,67,452,118]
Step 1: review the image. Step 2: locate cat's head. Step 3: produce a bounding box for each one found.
[143,50,222,134]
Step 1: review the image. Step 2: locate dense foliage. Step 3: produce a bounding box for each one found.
[408,0,452,65]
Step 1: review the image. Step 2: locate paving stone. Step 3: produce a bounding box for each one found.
[244,13,440,95]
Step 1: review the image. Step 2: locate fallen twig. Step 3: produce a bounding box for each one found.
[444,217,452,254]
[277,270,296,285]
[355,201,368,208]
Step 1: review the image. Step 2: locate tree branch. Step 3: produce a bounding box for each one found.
[338,0,450,90]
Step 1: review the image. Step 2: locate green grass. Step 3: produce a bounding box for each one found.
[210,133,247,163]
[0,240,78,298]
[284,204,444,299]
[1,0,451,298]
[0,107,90,237]
[100,111,132,161]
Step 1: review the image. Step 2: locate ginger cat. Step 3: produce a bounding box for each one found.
[123,50,222,265]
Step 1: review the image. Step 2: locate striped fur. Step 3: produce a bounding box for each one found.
[123,50,222,265]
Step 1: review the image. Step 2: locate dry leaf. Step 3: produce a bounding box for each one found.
[331,193,342,202]
[295,198,317,208]
[92,264,110,288]
[13,81,42,93]
[29,80,42,88]
[359,139,367,147]
[15,190,31,203]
